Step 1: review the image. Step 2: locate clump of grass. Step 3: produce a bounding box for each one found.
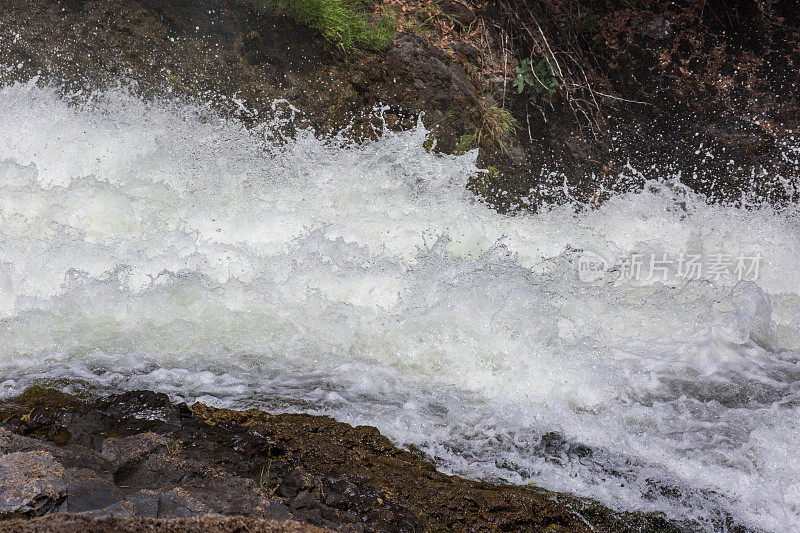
[165,437,182,458]
[254,0,396,51]
[258,460,277,496]
[477,102,518,155]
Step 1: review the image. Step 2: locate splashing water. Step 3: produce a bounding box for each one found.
[1,81,800,531]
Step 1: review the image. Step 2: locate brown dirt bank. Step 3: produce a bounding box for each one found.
[1,0,797,211]
[0,388,721,532]
[486,0,800,207]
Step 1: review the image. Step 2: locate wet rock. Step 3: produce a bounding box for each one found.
[636,17,673,41]
[157,487,208,518]
[63,469,121,513]
[321,476,358,510]
[97,391,182,435]
[0,451,67,517]
[1,513,331,532]
[278,469,315,500]
[101,432,166,474]
[0,389,695,531]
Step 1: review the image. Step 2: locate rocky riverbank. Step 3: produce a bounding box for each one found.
[0,387,697,532]
[0,1,795,531]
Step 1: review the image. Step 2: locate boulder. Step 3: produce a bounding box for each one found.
[0,451,67,517]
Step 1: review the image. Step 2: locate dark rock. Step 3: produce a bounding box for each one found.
[101,432,166,479]
[98,391,182,435]
[78,500,135,519]
[0,451,67,517]
[440,1,475,27]
[0,513,329,532]
[179,477,265,516]
[123,490,160,518]
[265,500,293,522]
[0,389,708,531]
[157,488,208,518]
[278,469,315,500]
[289,490,314,511]
[64,472,122,513]
[448,40,479,62]
[322,476,356,510]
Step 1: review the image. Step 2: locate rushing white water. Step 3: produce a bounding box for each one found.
[1,81,800,531]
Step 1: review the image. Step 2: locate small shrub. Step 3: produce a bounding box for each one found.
[513,57,559,100]
[254,0,395,51]
[454,132,478,155]
[456,102,518,155]
[385,0,462,37]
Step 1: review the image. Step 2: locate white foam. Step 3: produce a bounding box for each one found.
[2,81,800,531]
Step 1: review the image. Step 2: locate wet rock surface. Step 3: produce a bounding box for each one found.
[0,388,694,532]
[1,513,329,532]
[0,451,66,517]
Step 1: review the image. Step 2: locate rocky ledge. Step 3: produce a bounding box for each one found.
[0,388,690,532]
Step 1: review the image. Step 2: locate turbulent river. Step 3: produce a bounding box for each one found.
[1,82,800,531]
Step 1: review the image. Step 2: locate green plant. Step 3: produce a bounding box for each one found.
[253,0,395,51]
[165,438,182,458]
[258,460,277,496]
[453,132,478,155]
[471,165,499,196]
[477,103,518,155]
[383,0,463,37]
[513,57,559,100]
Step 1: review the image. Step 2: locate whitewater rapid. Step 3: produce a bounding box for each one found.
[1,82,800,531]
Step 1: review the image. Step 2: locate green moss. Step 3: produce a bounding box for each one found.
[470,166,497,197]
[0,386,84,422]
[254,0,396,51]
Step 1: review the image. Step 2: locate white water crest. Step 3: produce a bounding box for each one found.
[2,81,800,531]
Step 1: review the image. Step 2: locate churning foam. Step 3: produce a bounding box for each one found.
[1,81,800,531]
